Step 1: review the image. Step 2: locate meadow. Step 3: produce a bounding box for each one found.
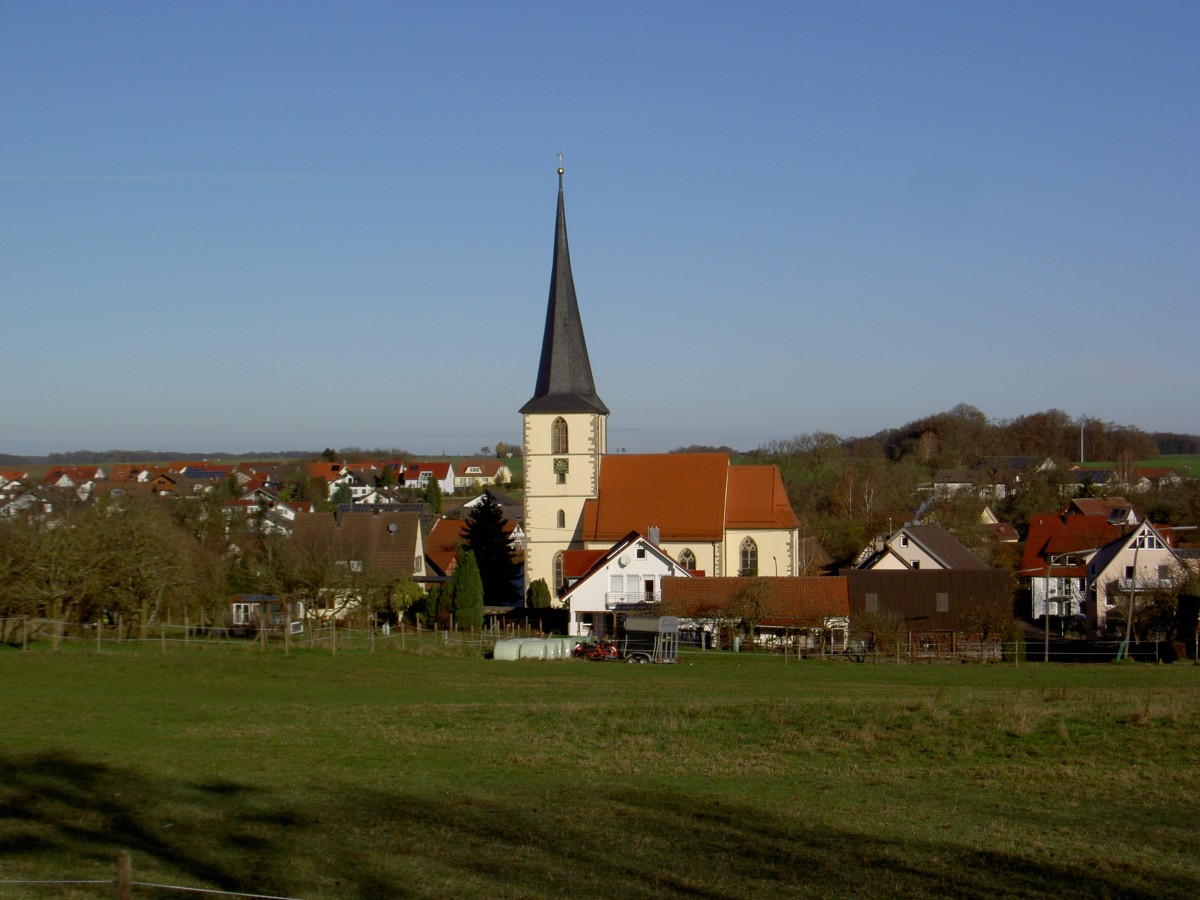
[1,644,1198,898]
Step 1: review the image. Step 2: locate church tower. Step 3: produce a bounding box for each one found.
[520,168,608,600]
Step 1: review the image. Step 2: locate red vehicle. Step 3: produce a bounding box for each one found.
[572,638,619,661]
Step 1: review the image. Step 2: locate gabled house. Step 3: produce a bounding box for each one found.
[0,487,59,519]
[306,462,346,499]
[1021,513,1126,621]
[42,466,104,499]
[856,524,989,572]
[1086,520,1183,634]
[454,459,513,490]
[402,462,456,496]
[0,470,29,494]
[290,510,427,582]
[561,532,692,636]
[330,466,375,503]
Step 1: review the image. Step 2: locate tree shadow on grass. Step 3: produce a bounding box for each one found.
[0,750,1194,898]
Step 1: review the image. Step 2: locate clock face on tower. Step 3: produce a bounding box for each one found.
[553,458,569,475]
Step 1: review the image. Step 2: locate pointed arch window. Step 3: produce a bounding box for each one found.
[739,538,758,577]
[553,551,565,595]
[557,509,566,529]
[552,417,569,454]
[679,548,696,572]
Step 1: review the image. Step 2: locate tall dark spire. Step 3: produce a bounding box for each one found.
[520,168,609,415]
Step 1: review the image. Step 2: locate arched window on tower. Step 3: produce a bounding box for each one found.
[739,538,758,577]
[678,548,696,572]
[556,509,566,529]
[553,551,565,595]
[552,417,568,454]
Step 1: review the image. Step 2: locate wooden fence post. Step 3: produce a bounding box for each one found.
[116,850,132,900]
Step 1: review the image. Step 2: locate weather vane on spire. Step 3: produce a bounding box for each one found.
[556,148,564,181]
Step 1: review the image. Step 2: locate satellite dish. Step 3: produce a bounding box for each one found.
[618,555,629,567]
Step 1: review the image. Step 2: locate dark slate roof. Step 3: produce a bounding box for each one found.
[903,525,990,570]
[520,170,608,416]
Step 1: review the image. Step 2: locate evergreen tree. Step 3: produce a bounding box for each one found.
[463,491,520,604]
[423,479,442,514]
[451,547,484,629]
[526,578,551,609]
[421,584,451,629]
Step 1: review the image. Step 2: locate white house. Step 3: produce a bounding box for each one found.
[561,532,692,637]
[402,462,456,496]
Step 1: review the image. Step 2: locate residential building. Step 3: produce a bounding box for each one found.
[660,576,850,649]
[561,532,692,636]
[856,524,990,571]
[1087,520,1184,634]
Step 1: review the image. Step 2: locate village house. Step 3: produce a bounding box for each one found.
[856,523,990,572]
[660,575,850,650]
[560,531,692,637]
[1086,520,1184,634]
[288,510,427,620]
[453,459,513,491]
[1020,513,1122,622]
[402,462,456,496]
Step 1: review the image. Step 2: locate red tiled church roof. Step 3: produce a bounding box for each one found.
[581,453,796,544]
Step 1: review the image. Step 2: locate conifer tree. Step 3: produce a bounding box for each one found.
[423,479,442,514]
[526,578,551,609]
[463,491,520,604]
[451,547,484,629]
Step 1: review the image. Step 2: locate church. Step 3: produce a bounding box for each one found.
[520,169,803,602]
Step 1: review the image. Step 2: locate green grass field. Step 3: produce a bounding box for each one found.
[2,646,1198,898]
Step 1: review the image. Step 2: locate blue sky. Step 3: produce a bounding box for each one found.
[2,1,1196,456]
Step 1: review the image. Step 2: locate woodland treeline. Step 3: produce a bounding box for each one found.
[753,406,1193,466]
[0,493,419,639]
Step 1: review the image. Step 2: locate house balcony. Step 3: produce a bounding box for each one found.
[604,592,657,610]
[1112,576,1173,592]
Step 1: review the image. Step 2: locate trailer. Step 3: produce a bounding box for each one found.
[618,615,680,664]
